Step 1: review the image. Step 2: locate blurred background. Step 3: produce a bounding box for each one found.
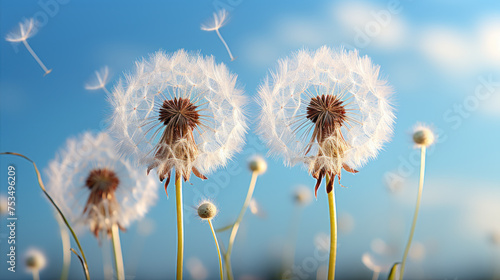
[1,0,500,279]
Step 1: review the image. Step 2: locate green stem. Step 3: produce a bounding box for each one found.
[0,152,90,280]
[225,171,259,280]
[399,146,427,280]
[327,174,337,280]
[175,175,184,280]
[111,223,125,280]
[208,220,224,280]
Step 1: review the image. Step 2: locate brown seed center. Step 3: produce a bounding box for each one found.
[306,94,347,127]
[85,168,120,195]
[159,97,201,131]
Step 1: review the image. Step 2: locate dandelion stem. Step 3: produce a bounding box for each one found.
[225,171,259,280]
[22,40,51,75]
[399,146,426,280]
[175,175,184,280]
[372,270,380,280]
[31,269,40,280]
[56,215,71,280]
[208,220,224,280]
[0,152,90,280]
[215,29,235,61]
[327,174,337,280]
[111,223,125,280]
[101,231,113,280]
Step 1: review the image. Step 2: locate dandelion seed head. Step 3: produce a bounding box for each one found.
[248,155,267,174]
[109,50,247,192]
[85,66,110,91]
[197,201,217,220]
[257,46,395,194]
[5,18,38,42]
[201,9,229,31]
[412,124,435,147]
[25,249,46,271]
[46,132,158,239]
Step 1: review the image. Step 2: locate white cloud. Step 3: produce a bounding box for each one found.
[418,26,474,74]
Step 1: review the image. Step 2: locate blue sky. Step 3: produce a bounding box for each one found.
[1,0,500,279]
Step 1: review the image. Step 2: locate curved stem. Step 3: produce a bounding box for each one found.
[56,215,71,280]
[399,146,427,280]
[208,220,224,280]
[175,175,184,280]
[111,223,125,280]
[225,171,259,280]
[327,174,337,280]
[0,152,90,280]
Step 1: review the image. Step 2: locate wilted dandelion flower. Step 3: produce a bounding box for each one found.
[109,50,247,193]
[85,66,111,94]
[201,9,235,61]
[258,46,394,196]
[5,18,51,75]
[46,132,158,239]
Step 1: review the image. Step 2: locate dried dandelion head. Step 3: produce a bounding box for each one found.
[412,124,435,147]
[25,249,46,271]
[5,18,38,42]
[258,46,395,196]
[46,132,158,239]
[109,50,247,195]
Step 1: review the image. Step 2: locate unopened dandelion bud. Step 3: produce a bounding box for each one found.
[412,126,435,147]
[197,202,217,220]
[25,249,46,271]
[248,156,267,174]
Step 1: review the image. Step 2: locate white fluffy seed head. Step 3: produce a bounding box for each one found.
[412,125,435,147]
[257,46,395,175]
[45,132,159,237]
[197,201,217,220]
[108,50,247,181]
[248,155,267,174]
[25,249,46,271]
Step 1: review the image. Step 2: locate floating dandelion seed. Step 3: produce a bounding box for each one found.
[201,9,235,61]
[187,258,208,280]
[293,186,313,206]
[5,18,52,75]
[25,249,47,280]
[258,46,395,280]
[85,66,111,94]
[109,49,247,280]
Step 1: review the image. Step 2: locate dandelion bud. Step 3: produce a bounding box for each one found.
[197,201,217,220]
[25,249,46,271]
[248,156,267,174]
[293,186,312,206]
[412,126,435,147]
